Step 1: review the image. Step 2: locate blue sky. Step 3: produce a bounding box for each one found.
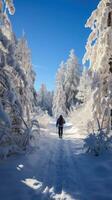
[11,0,99,91]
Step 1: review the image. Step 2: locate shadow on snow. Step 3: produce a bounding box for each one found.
[0,135,112,200]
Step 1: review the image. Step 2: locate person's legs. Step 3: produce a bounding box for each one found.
[58,127,61,138]
[60,127,63,138]
[111,117,112,130]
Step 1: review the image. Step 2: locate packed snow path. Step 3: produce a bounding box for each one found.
[0,123,112,200]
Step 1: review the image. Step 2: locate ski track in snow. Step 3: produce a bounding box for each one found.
[0,123,112,200]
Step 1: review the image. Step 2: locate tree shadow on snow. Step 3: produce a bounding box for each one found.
[0,136,112,200]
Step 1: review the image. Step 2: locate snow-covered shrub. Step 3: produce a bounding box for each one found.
[84,130,112,156]
[84,115,112,156]
[28,120,40,147]
[0,117,40,159]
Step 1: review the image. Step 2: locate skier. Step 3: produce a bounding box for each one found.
[56,115,65,138]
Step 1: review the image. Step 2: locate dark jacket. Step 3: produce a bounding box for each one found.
[56,115,65,127]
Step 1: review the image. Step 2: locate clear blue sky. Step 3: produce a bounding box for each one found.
[11,0,99,91]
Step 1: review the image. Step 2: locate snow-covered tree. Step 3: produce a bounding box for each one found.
[46,91,53,115]
[15,33,37,121]
[0,1,39,158]
[37,84,53,116]
[83,0,112,131]
[76,67,92,103]
[64,49,80,111]
[53,61,66,118]
[53,50,80,117]
[0,0,15,39]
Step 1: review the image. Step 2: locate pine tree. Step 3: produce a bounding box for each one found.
[64,49,80,111]
[77,67,91,103]
[53,61,66,118]
[53,50,80,117]
[15,33,37,121]
[37,84,53,115]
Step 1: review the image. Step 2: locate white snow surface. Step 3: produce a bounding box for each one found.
[0,121,112,200]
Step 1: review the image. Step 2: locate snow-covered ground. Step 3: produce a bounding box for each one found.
[0,122,112,200]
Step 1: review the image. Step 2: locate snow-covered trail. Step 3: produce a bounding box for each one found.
[0,123,112,200]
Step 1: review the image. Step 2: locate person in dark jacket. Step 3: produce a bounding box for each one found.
[110,109,112,130]
[56,115,65,138]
